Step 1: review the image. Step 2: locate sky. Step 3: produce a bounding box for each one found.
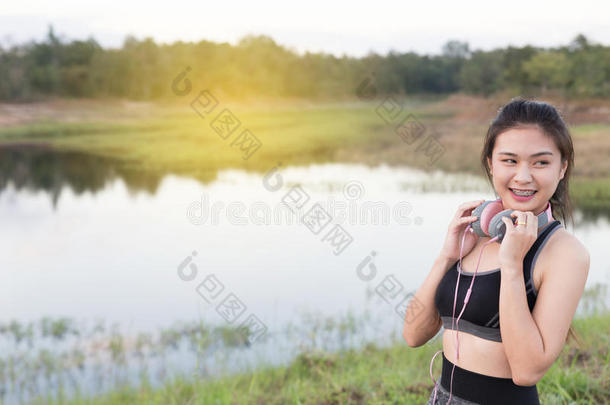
[1,0,609,57]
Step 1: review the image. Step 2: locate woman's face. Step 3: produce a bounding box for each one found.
[487,125,568,216]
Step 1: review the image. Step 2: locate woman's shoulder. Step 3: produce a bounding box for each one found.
[544,225,590,267]
[536,224,590,300]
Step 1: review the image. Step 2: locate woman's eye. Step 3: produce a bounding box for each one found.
[501,159,549,166]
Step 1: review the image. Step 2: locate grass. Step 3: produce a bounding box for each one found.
[571,177,610,218]
[28,311,610,405]
[0,103,397,182]
[570,123,610,137]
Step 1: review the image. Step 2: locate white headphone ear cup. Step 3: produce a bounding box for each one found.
[488,209,514,242]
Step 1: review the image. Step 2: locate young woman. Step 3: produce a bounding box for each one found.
[403,98,590,404]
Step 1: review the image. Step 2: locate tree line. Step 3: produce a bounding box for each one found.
[0,27,608,101]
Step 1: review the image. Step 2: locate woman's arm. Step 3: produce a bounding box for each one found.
[404,199,482,347]
[499,231,590,386]
[403,254,455,347]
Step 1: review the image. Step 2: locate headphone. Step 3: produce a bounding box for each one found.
[470,198,553,243]
[429,199,554,404]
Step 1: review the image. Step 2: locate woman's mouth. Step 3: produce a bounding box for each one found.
[509,188,537,201]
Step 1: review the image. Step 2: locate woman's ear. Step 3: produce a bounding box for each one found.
[487,157,493,176]
[559,160,568,180]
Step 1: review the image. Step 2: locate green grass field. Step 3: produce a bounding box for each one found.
[28,312,609,405]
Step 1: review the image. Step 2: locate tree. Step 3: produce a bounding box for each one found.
[459,50,504,96]
[500,46,537,92]
[522,51,570,93]
[442,40,470,59]
[569,34,591,52]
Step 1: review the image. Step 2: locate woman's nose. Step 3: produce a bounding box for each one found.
[513,163,533,183]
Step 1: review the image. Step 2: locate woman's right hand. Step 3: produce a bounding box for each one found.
[439,200,486,263]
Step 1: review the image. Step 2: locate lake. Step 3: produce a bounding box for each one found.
[0,146,608,403]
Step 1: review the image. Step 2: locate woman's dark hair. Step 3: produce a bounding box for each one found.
[480,97,581,347]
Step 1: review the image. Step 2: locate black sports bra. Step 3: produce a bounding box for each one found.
[434,220,563,342]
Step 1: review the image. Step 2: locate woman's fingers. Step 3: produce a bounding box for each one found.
[526,212,537,233]
[510,210,525,226]
[510,210,537,232]
[458,216,477,223]
[454,200,485,220]
[507,211,538,236]
[450,216,477,230]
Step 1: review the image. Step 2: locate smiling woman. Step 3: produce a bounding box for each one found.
[403,98,590,405]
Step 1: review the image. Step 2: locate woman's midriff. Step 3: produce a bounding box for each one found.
[442,329,513,378]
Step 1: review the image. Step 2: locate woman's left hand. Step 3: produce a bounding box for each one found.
[499,211,538,274]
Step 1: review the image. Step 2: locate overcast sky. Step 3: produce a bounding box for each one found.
[1,0,608,57]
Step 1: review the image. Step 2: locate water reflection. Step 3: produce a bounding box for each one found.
[0,144,166,206]
[1,144,608,221]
